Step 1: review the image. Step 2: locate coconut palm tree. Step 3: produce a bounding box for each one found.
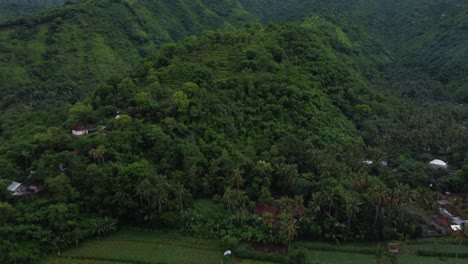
[134,179,153,206]
[173,182,191,211]
[368,180,389,230]
[229,167,244,190]
[344,192,361,231]
[451,197,463,216]
[278,211,298,244]
[89,145,106,164]
[152,175,171,214]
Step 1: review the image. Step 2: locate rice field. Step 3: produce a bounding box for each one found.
[48,229,468,264]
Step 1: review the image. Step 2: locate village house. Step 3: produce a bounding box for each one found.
[72,124,89,136]
[7,181,28,196]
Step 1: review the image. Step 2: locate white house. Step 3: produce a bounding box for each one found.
[72,125,89,136]
[7,181,28,196]
[428,159,448,169]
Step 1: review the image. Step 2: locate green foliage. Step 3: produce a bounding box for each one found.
[0,0,255,105]
[234,248,287,263]
[1,1,468,263]
[0,0,67,22]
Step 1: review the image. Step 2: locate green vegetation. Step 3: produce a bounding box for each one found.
[46,230,468,264]
[48,258,123,264]
[0,0,255,105]
[0,0,468,263]
[0,0,68,22]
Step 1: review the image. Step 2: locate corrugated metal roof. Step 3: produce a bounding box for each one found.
[7,181,22,192]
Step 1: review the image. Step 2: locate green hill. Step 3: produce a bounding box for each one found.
[0,18,396,262]
[239,0,468,101]
[1,0,467,105]
[0,0,68,22]
[1,1,468,263]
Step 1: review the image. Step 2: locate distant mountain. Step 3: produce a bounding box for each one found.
[0,0,68,21]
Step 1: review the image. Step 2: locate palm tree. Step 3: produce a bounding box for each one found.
[152,175,171,214]
[344,192,361,232]
[222,187,236,213]
[262,212,275,230]
[173,182,191,211]
[134,179,153,206]
[89,145,106,164]
[451,197,463,216]
[399,184,416,206]
[368,180,389,230]
[278,211,298,244]
[229,167,244,190]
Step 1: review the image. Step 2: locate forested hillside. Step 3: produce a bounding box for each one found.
[1,0,467,105]
[0,0,68,21]
[0,18,420,262]
[0,0,254,105]
[0,1,467,263]
[240,0,468,101]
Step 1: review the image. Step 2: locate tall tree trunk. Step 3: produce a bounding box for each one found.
[373,205,380,230]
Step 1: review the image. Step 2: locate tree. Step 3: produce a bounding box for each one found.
[0,202,16,224]
[91,217,118,239]
[451,197,463,216]
[46,173,79,203]
[153,174,171,214]
[399,184,416,206]
[172,91,190,113]
[368,178,388,230]
[134,179,153,206]
[68,102,93,125]
[344,192,361,232]
[229,167,244,190]
[89,145,106,164]
[172,182,191,211]
[278,211,298,244]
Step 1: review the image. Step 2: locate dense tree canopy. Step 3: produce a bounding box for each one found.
[0,1,467,263]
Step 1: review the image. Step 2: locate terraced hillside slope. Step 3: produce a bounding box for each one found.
[0,0,254,105]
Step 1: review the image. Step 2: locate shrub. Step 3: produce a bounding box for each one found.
[221,235,240,248]
[234,248,287,263]
[292,242,375,255]
[288,249,307,264]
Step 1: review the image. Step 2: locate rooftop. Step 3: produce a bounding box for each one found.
[7,181,22,192]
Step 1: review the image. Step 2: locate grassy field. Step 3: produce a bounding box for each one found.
[295,239,468,264]
[48,258,123,264]
[55,229,226,264]
[48,229,468,264]
[304,250,464,264]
